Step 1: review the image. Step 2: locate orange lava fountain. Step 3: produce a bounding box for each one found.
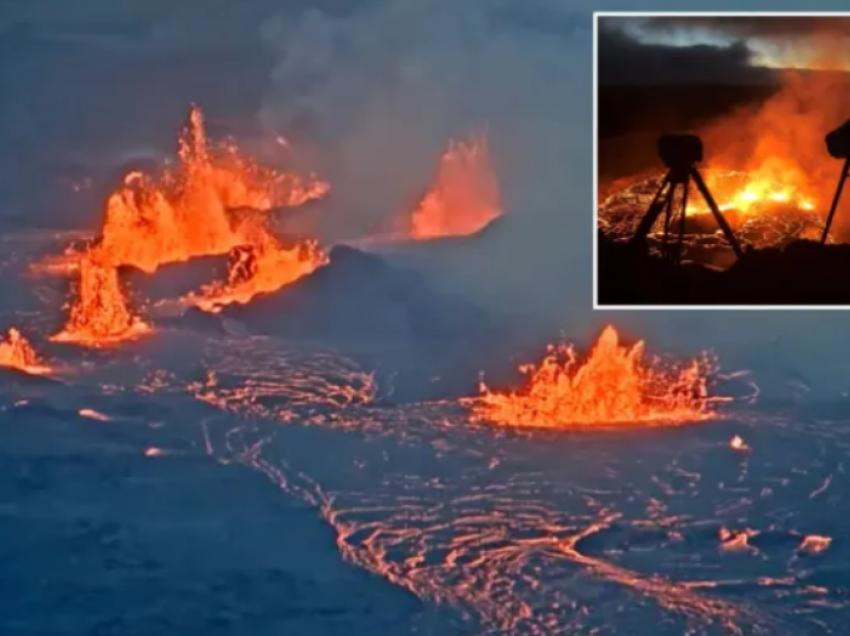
[0,328,52,374]
[396,133,501,240]
[467,326,719,428]
[51,248,150,346]
[100,106,328,273]
[45,105,331,332]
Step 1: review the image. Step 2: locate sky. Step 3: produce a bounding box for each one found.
[599,14,850,85]
[6,1,850,394]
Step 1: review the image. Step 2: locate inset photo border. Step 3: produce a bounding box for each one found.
[593,11,850,310]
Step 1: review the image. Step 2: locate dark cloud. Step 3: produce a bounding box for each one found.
[598,21,776,85]
[642,15,850,40]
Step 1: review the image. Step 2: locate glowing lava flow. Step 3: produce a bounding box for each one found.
[0,328,52,374]
[598,169,826,251]
[184,238,328,312]
[393,133,501,240]
[51,248,150,346]
[467,326,719,428]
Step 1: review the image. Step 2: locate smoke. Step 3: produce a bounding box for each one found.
[598,20,768,85]
[643,15,850,40]
[636,15,850,71]
[697,70,850,228]
[259,0,593,327]
[254,2,850,394]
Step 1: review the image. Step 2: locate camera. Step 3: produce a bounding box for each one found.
[657,134,703,170]
[826,118,850,160]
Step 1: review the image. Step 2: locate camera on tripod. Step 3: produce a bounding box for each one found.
[629,133,743,261]
[826,118,850,160]
[657,134,703,170]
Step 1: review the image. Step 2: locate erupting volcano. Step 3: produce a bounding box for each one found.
[0,328,51,375]
[100,106,328,273]
[393,133,502,240]
[467,326,719,428]
[596,30,850,305]
[100,106,329,311]
[42,105,333,340]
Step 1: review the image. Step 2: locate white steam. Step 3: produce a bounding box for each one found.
[259,0,593,329]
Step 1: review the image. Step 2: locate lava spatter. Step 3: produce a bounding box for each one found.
[51,248,150,347]
[0,327,52,374]
[98,105,328,274]
[466,326,719,428]
[184,238,328,312]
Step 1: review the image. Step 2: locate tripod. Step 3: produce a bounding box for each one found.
[630,164,744,262]
[820,156,850,244]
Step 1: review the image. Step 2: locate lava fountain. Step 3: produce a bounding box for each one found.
[99,105,329,273]
[466,326,720,428]
[41,104,331,324]
[0,328,52,374]
[51,248,150,346]
[392,133,502,240]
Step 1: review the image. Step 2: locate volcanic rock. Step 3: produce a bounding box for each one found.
[118,254,230,301]
[159,306,228,335]
[222,245,492,343]
[219,244,509,402]
[598,234,850,305]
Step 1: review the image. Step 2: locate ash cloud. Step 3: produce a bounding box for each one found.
[597,20,774,85]
[641,15,850,40]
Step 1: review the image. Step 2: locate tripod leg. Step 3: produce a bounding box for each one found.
[662,183,675,259]
[691,168,744,259]
[631,173,672,245]
[821,156,850,244]
[677,179,690,265]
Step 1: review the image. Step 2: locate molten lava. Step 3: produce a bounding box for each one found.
[99,106,328,274]
[697,167,817,217]
[599,168,828,258]
[52,248,150,346]
[396,133,501,240]
[44,105,331,328]
[185,238,328,312]
[0,328,51,374]
[467,326,718,428]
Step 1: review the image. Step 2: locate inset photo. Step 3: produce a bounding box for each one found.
[595,12,850,307]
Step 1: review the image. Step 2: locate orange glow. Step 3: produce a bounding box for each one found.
[799,535,832,554]
[599,72,850,248]
[51,248,151,347]
[0,328,52,374]
[45,105,331,329]
[466,326,718,428]
[395,133,501,240]
[689,71,844,228]
[729,435,750,452]
[185,238,328,312]
[99,106,328,274]
[689,167,819,218]
[719,527,758,553]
